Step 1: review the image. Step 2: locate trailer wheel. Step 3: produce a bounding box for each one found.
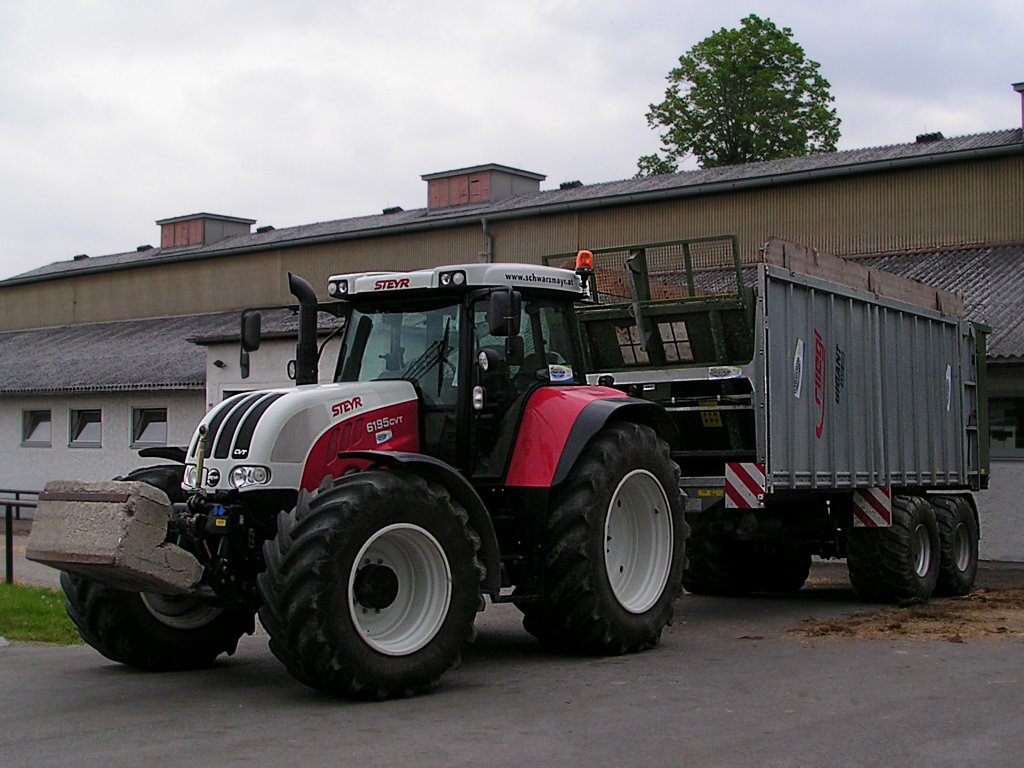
[522,422,685,654]
[847,495,940,605]
[60,465,254,671]
[681,523,754,596]
[258,471,484,698]
[932,495,979,596]
[748,543,811,593]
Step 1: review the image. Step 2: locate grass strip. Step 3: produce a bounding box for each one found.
[0,582,82,645]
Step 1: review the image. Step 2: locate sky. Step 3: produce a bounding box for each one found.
[0,0,1021,280]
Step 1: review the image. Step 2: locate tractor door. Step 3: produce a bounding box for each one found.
[469,292,581,480]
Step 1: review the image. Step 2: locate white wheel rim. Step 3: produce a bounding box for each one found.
[141,593,224,630]
[604,469,674,614]
[348,523,452,656]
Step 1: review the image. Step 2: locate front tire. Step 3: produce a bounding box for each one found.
[61,573,254,670]
[848,495,940,605]
[522,422,685,654]
[61,464,254,670]
[257,472,484,698]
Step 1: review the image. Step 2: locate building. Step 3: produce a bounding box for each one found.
[2,101,1022,557]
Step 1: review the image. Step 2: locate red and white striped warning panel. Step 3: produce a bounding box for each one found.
[852,487,893,527]
[725,463,766,509]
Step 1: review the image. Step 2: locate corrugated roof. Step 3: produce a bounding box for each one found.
[0,308,340,395]
[6,128,1021,286]
[854,243,1024,360]
[0,314,226,395]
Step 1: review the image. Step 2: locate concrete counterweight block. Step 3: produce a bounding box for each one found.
[26,480,203,595]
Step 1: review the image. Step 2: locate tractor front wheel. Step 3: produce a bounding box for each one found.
[258,471,484,698]
[61,464,253,670]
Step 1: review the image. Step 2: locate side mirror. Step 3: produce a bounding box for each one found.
[241,310,262,352]
[240,310,262,380]
[488,289,521,337]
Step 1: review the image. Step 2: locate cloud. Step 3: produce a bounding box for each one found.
[0,0,1020,279]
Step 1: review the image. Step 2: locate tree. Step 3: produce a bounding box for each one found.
[637,14,841,175]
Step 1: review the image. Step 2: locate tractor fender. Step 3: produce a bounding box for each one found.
[505,386,676,489]
[336,450,502,596]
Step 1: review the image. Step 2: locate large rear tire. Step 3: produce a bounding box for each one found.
[847,495,940,605]
[257,471,484,698]
[932,495,979,596]
[61,464,254,670]
[521,422,685,654]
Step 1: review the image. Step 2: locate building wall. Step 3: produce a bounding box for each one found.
[1,154,1021,332]
[978,460,1024,562]
[0,391,206,491]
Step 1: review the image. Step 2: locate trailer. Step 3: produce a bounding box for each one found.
[568,236,988,604]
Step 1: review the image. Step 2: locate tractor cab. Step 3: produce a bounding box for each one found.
[325,263,588,479]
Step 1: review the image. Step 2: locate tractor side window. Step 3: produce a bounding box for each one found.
[471,294,579,478]
[474,297,577,391]
[337,303,460,406]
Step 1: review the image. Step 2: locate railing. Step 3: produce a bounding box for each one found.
[2,489,40,585]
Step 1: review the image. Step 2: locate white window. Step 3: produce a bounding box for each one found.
[22,410,52,446]
[69,409,102,447]
[132,407,168,446]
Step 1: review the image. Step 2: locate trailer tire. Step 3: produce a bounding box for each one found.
[60,464,254,671]
[521,422,685,654]
[749,543,811,594]
[681,523,753,596]
[258,471,484,699]
[932,495,979,597]
[847,495,940,605]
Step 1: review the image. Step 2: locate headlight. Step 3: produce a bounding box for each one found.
[183,464,198,488]
[439,270,466,287]
[229,465,272,489]
[328,279,349,296]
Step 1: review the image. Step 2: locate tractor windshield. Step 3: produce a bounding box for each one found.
[335,299,462,406]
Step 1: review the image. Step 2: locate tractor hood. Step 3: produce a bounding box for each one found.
[183,380,420,494]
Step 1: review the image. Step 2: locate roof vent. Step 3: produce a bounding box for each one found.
[422,164,545,211]
[72,254,89,261]
[915,132,944,144]
[256,225,276,233]
[383,206,404,215]
[136,244,153,252]
[559,180,583,190]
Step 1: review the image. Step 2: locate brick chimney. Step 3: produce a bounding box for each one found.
[156,213,256,249]
[422,164,545,211]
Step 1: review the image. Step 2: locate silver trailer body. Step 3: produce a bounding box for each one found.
[758,263,985,496]
[570,236,986,600]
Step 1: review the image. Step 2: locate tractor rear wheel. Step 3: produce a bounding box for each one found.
[521,422,685,654]
[61,465,254,670]
[258,471,484,698]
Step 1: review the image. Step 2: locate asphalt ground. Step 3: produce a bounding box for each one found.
[3,524,1023,768]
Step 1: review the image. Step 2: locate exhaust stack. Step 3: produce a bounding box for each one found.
[289,272,319,386]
